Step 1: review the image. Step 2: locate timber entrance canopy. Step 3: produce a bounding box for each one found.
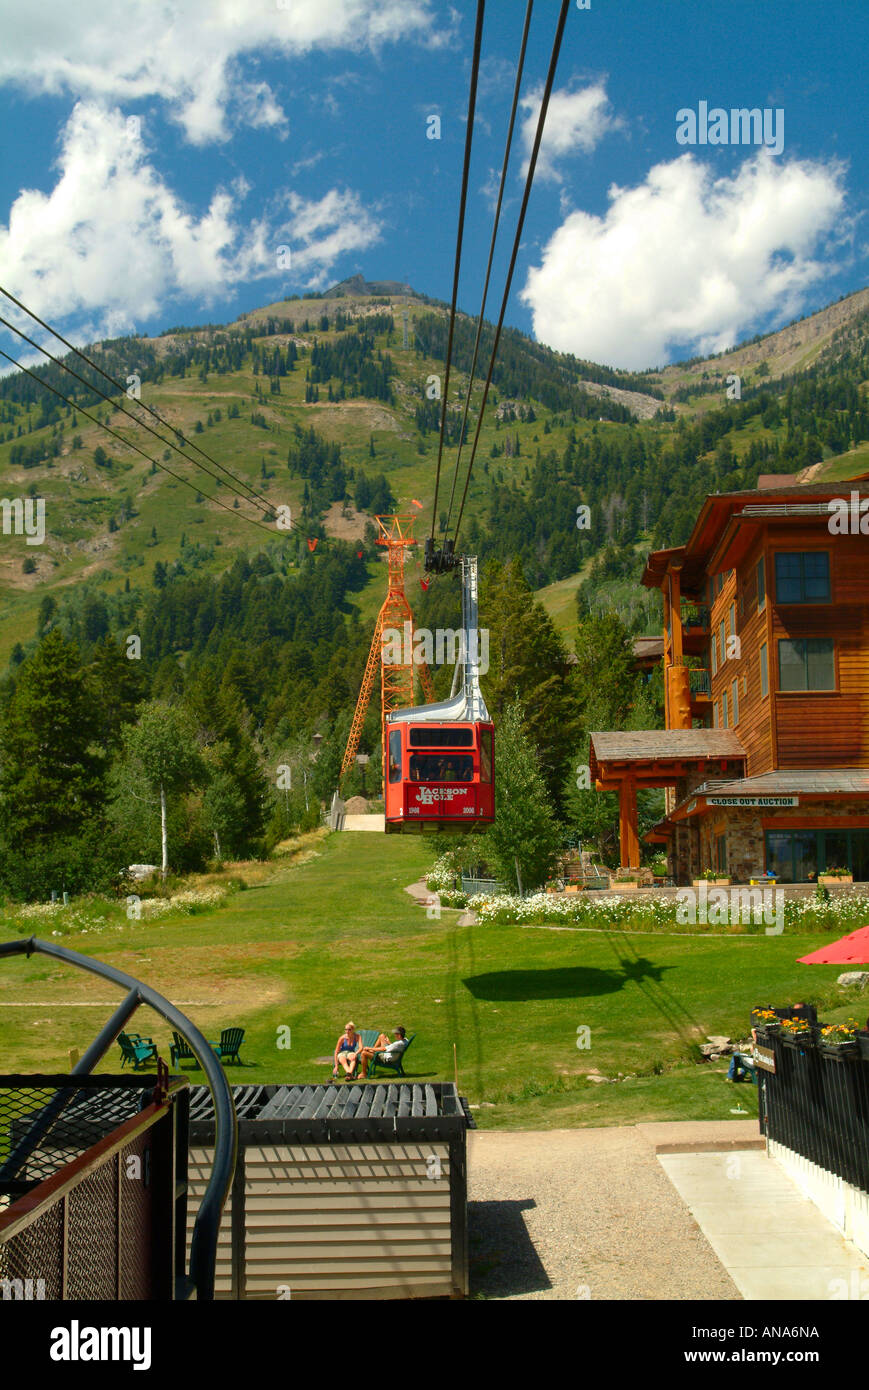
[589,730,747,869]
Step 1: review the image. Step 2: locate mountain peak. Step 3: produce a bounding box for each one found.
[323,273,416,299]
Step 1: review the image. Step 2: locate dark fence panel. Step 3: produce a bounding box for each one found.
[758,1032,869,1194]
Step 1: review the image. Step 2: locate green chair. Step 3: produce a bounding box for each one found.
[368,1033,415,1079]
[170,1031,200,1069]
[117,1031,157,1069]
[216,1027,245,1064]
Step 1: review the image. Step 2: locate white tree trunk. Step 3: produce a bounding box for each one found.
[160,783,168,881]
[514,856,523,897]
[213,828,221,861]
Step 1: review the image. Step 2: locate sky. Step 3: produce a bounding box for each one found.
[0,0,866,372]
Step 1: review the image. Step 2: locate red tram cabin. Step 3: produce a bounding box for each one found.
[384,719,495,831]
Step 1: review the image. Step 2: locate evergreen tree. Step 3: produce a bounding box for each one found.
[481,558,579,811]
[0,631,111,897]
[482,701,561,893]
[88,635,148,752]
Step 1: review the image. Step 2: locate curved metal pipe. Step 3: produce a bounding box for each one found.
[0,935,237,1300]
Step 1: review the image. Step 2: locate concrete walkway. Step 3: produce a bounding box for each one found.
[659,1148,869,1300]
[467,1121,866,1301]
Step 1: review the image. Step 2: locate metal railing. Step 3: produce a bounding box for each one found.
[0,1073,188,1299]
[0,936,237,1300]
[688,668,711,695]
[756,1028,869,1194]
[681,603,710,629]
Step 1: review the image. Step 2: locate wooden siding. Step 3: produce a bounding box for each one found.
[700,523,869,773]
[768,527,869,767]
[188,1141,455,1301]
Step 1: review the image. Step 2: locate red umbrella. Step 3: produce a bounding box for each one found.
[797,925,869,965]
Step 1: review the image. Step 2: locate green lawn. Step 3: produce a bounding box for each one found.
[0,831,859,1129]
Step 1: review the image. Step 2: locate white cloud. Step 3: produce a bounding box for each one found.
[0,103,381,342]
[0,0,437,144]
[520,81,620,182]
[520,151,849,370]
[281,188,382,288]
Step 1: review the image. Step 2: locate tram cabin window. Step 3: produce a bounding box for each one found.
[388,729,402,783]
[480,729,493,783]
[409,753,474,782]
[408,727,473,747]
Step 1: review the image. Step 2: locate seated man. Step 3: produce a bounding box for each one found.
[358,1026,408,1079]
[726,1048,757,1084]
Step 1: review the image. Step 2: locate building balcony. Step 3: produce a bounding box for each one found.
[680,602,710,655]
[688,668,711,696]
[681,602,710,632]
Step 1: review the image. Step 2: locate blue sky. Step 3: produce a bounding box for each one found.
[0,0,865,371]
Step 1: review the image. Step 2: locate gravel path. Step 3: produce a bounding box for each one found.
[468,1126,744,1300]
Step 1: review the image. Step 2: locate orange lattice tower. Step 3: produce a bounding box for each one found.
[341,515,436,788]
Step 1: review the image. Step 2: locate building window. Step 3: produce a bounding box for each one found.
[729,602,736,639]
[765,829,869,883]
[774,551,831,604]
[711,633,718,675]
[731,679,739,725]
[757,556,766,610]
[713,701,719,728]
[760,642,768,698]
[722,690,729,727]
[719,619,727,665]
[778,638,835,692]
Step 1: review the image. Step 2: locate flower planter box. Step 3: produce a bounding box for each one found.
[692,877,731,888]
[818,874,853,886]
[781,1031,813,1050]
[753,1025,780,1047]
[564,884,580,894]
[608,881,639,893]
[856,1031,869,1061]
[819,1042,858,1061]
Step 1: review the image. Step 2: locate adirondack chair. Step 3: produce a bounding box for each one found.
[367,1032,415,1079]
[170,1031,200,1069]
[215,1027,245,1064]
[117,1031,157,1069]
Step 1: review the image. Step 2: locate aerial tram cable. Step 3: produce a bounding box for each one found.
[0,308,281,524]
[452,0,571,556]
[0,284,274,518]
[427,0,486,575]
[440,0,533,554]
[0,345,278,538]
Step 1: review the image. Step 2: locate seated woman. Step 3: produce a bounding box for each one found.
[333,1021,360,1079]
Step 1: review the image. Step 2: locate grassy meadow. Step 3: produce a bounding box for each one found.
[1,829,863,1130]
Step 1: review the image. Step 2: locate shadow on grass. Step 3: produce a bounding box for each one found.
[468,1198,550,1298]
[463,959,671,1001]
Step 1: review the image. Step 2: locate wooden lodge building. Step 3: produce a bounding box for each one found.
[589,476,869,884]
